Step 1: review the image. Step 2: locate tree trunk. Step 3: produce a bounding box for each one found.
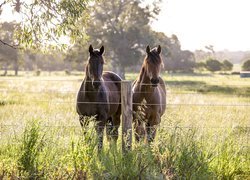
[3,62,8,76]
[14,59,18,76]
[119,66,125,79]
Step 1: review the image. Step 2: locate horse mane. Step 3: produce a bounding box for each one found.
[136,66,144,82]
[147,49,162,65]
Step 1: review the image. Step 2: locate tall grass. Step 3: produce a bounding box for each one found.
[0,74,249,179]
[17,120,46,179]
[0,120,249,179]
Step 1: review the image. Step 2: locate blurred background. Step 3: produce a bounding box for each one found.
[0,0,250,78]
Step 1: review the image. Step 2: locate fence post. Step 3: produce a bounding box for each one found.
[121,80,132,152]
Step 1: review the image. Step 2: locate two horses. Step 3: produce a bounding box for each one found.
[76,45,166,149]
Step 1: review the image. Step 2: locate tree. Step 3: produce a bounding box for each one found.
[242,60,250,71]
[76,0,162,78]
[163,34,195,72]
[0,0,93,50]
[0,22,19,75]
[195,62,206,72]
[205,58,222,72]
[222,60,233,71]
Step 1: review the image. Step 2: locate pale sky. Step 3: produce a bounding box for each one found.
[152,0,250,51]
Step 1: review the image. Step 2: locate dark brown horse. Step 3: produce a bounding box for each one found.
[132,45,166,143]
[76,45,122,149]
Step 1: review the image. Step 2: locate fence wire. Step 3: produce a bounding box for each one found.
[0,79,249,146]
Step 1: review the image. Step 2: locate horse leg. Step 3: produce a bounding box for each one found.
[146,123,156,143]
[106,117,113,142]
[135,121,146,142]
[110,114,121,144]
[95,121,105,151]
[146,115,160,143]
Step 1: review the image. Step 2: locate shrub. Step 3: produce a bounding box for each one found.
[35,69,41,76]
[205,58,222,72]
[242,59,250,71]
[18,120,45,179]
[65,69,71,75]
[222,60,233,71]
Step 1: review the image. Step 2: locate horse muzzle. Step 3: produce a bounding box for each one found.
[92,81,101,89]
[150,78,159,87]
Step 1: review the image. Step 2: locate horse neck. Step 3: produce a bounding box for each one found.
[83,67,105,97]
[83,76,94,91]
[137,66,151,91]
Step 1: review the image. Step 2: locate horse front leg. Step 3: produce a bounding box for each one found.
[95,118,106,151]
[146,114,160,143]
[146,124,157,143]
[135,121,146,142]
[106,114,121,144]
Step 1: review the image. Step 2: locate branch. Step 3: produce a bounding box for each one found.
[0,39,20,49]
[0,0,6,9]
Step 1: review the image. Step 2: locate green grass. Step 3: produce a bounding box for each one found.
[0,72,249,179]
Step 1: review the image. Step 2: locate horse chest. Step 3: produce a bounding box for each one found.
[77,92,109,116]
[136,90,163,115]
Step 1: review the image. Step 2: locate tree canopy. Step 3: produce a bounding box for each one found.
[242,60,250,71]
[0,22,19,75]
[0,0,92,49]
[205,58,222,72]
[222,60,233,71]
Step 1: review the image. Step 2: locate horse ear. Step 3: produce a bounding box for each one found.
[157,45,161,54]
[89,45,94,54]
[146,45,150,54]
[100,46,105,55]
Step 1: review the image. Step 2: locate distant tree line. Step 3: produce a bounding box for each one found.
[196,58,233,73]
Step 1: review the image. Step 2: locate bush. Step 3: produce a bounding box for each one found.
[18,120,45,179]
[205,58,222,72]
[231,71,240,75]
[65,69,71,75]
[222,60,233,71]
[35,69,41,76]
[242,59,250,71]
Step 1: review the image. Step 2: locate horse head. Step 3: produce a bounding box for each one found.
[144,45,163,87]
[86,45,105,89]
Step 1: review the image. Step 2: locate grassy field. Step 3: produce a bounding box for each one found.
[0,72,249,179]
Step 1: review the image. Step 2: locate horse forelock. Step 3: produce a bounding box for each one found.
[143,51,162,76]
[147,49,162,65]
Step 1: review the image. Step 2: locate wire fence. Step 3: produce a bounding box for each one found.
[0,79,249,140]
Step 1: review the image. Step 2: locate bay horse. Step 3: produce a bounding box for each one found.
[132,45,166,143]
[76,45,122,149]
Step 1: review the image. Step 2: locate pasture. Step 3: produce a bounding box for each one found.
[0,72,249,179]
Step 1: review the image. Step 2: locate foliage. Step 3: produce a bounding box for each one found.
[0,0,92,49]
[83,0,162,77]
[0,22,19,75]
[242,59,250,71]
[222,60,233,71]
[18,120,45,179]
[164,35,195,72]
[205,58,222,72]
[63,0,194,76]
[195,61,206,71]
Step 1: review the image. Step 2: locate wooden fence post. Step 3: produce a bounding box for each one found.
[121,80,132,152]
